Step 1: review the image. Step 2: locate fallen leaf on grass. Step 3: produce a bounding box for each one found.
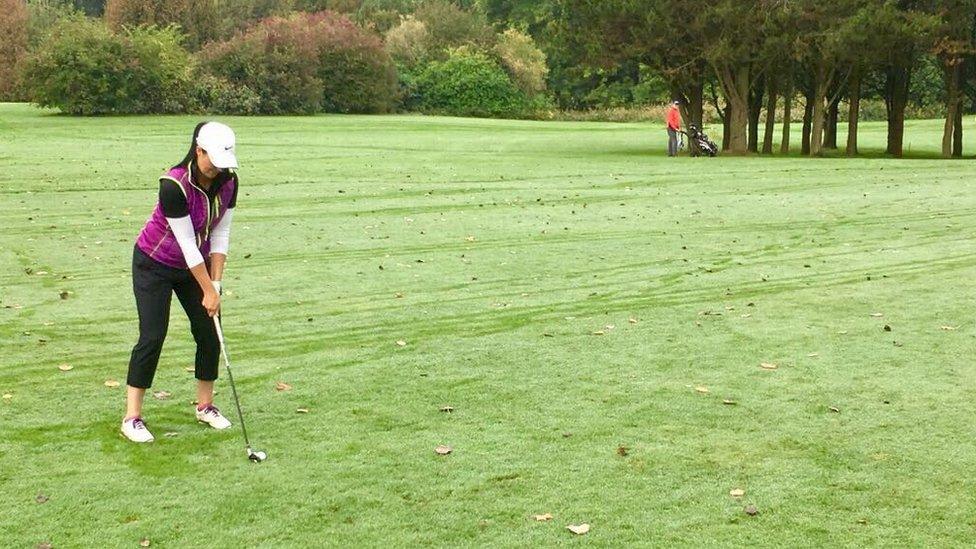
[722,399,737,405]
[744,505,758,516]
[616,445,629,456]
[808,353,819,358]
[434,445,453,455]
[695,386,710,394]
[760,363,778,370]
[36,493,49,504]
[36,542,52,549]
[394,292,404,298]
[628,317,638,324]
[274,381,292,392]
[870,313,884,318]
[829,406,841,413]
[58,364,72,372]
[566,523,590,535]
[184,366,194,373]
[591,331,605,336]
[532,513,553,522]
[2,394,12,400]
[104,380,120,388]
[140,538,151,547]
[837,330,848,335]
[439,406,454,413]
[465,236,476,242]
[729,488,745,498]
[164,432,179,438]
[940,325,960,331]
[883,325,892,332]
[152,391,171,400]
[59,291,70,300]
[395,340,407,347]
[296,408,309,414]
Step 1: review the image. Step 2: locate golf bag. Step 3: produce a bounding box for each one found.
[682,125,719,157]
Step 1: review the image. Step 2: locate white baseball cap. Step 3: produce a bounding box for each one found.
[196,122,238,169]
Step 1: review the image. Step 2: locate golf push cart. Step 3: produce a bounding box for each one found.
[679,125,719,157]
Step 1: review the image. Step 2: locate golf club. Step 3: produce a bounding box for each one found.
[212,315,267,463]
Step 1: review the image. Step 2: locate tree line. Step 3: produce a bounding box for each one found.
[553,0,976,157]
[1,0,974,158]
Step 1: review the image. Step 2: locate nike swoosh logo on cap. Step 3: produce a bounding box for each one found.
[224,146,233,150]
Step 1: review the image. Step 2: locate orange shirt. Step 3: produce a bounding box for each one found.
[667,107,681,130]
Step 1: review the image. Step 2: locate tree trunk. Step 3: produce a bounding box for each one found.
[885,63,912,157]
[673,79,704,156]
[801,89,813,156]
[748,80,764,153]
[762,78,777,154]
[710,81,730,151]
[942,61,962,158]
[809,64,833,157]
[846,72,861,156]
[722,105,731,151]
[687,80,704,129]
[781,84,792,154]
[825,96,840,149]
[953,100,963,157]
[809,89,826,156]
[715,64,750,154]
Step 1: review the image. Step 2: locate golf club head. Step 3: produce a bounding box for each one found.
[247,447,267,462]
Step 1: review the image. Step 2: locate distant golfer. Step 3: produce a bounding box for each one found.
[121,122,239,443]
[667,100,682,157]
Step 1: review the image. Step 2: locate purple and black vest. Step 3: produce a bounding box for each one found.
[136,164,237,269]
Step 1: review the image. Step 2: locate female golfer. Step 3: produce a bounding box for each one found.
[122,121,239,443]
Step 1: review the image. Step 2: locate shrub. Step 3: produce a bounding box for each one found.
[191,75,262,115]
[22,19,195,114]
[384,16,428,66]
[105,0,187,40]
[199,11,397,114]
[356,0,418,33]
[293,0,362,12]
[0,0,29,100]
[105,0,292,50]
[26,0,84,48]
[492,28,547,95]
[411,47,530,118]
[413,0,492,54]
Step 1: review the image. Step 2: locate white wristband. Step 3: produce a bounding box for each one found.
[212,280,222,294]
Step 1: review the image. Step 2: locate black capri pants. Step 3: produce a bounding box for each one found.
[127,246,219,389]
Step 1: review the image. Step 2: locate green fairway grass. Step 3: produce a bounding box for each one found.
[2,103,976,546]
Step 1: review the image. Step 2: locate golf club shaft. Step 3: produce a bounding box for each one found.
[212,316,252,449]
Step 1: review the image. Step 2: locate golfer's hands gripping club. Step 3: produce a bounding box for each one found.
[202,288,221,317]
[188,262,221,317]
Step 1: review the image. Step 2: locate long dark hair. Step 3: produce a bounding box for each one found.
[173,122,208,170]
[173,121,237,186]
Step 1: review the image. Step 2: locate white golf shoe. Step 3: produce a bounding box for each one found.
[196,404,232,430]
[121,417,155,443]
